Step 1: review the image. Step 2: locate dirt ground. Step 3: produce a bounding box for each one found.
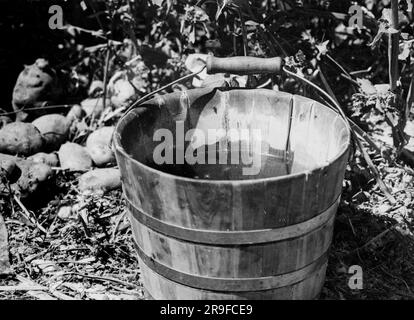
[1,156,414,300]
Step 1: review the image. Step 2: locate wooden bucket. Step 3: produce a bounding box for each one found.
[114,87,350,300]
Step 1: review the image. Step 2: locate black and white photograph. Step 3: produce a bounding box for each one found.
[0,0,413,305]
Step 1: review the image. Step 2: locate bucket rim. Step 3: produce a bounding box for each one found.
[113,88,351,185]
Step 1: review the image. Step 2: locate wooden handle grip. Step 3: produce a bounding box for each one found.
[206,56,284,75]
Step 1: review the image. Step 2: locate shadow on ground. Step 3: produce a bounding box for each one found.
[323,200,414,300]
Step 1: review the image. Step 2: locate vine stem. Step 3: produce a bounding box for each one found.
[389,0,400,92]
[317,66,384,157]
[390,0,399,29]
[407,71,414,117]
[284,67,396,204]
[0,104,74,117]
[326,54,352,79]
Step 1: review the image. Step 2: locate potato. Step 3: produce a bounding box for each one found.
[81,98,110,118]
[66,105,84,123]
[0,157,16,194]
[0,118,11,129]
[0,111,12,129]
[31,259,59,273]
[78,168,121,195]
[57,206,73,221]
[32,114,70,151]
[88,80,104,97]
[86,126,115,167]
[109,73,136,109]
[86,143,116,167]
[27,152,59,167]
[0,153,53,198]
[59,143,92,171]
[12,59,63,121]
[0,122,44,156]
[0,158,16,177]
[17,161,53,198]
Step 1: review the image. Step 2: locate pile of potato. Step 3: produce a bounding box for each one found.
[12,59,63,122]
[0,59,134,200]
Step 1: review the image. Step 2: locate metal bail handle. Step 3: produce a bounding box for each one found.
[206,56,284,75]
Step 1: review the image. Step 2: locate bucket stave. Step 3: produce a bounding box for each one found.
[114,88,350,300]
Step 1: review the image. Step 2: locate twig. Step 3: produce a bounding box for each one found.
[350,66,373,76]
[347,217,357,237]
[4,220,25,226]
[84,41,122,53]
[340,73,360,86]
[318,65,339,105]
[354,136,396,203]
[55,258,96,265]
[24,249,49,263]
[62,24,106,40]
[350,226,395,254]
[407,69,414,117]
[111,211,127,243]
[102,107,125,123]
[125,55,141,67]
[284,98,294,157]
[15,275,76,300]
[0,285,45,292]
[25,290,58,300]
[326,54,352,79]
[13,195,47,234]
[56,272,140,290]
[350,122,384,157]
[265,30,289,57]
[98,44,112,125]
[394,291,414,299]
[257,78,272,89]
[0,104,74,117]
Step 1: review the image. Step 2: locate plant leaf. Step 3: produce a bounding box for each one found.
[358,78,377,96]
[151,0,164,6]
